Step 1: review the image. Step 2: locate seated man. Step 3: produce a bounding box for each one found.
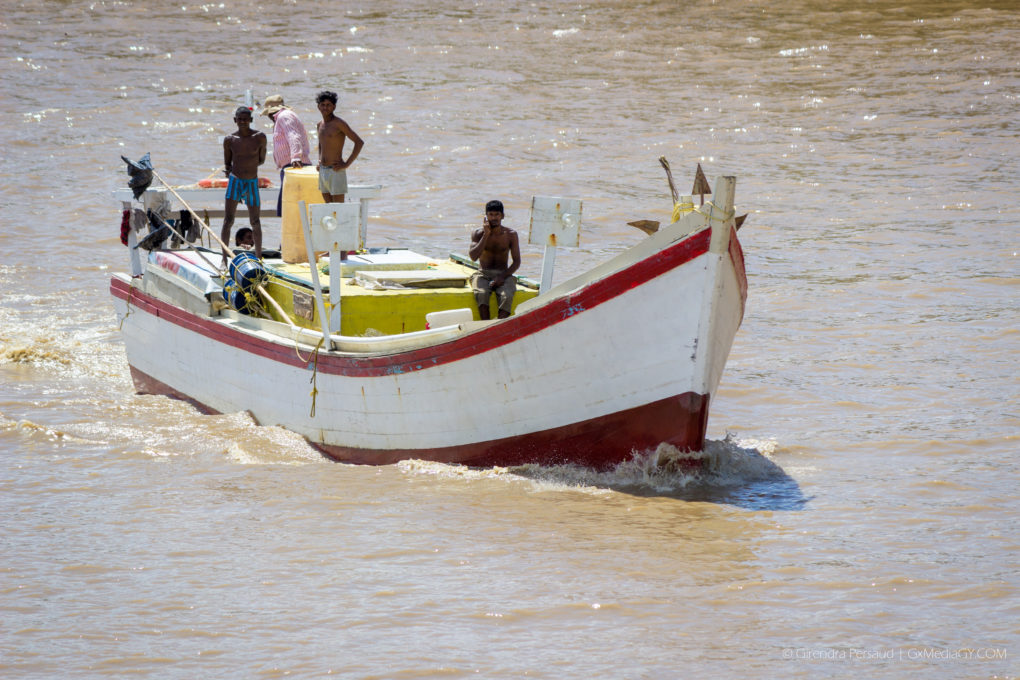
[468,199,521,320]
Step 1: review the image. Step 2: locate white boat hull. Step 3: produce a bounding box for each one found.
[111,180,746,469]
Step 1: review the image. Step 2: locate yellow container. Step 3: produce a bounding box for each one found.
[281,166,324,263]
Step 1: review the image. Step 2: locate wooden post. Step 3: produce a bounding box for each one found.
[306,202,361,335]
[529,196,582,295]
[539,244,558,294]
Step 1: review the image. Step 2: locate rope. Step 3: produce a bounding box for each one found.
[671,199,695,223]
[306,336,325,417]
[149,168,299,328]
[293,329,314,363]
[150,168,233,266]
[146,209,222,274]
[242,288,262,314]
[698,200,735,224]
[118,285,135,330]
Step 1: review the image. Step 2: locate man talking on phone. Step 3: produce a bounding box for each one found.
[468,199,521,320]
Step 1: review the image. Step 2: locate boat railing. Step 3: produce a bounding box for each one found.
[113,183,382,217]
[120,260,481,355]
[114,184,382,253]
[513,192,725,315]
[219,306,471,354]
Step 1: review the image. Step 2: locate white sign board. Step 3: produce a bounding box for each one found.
[528,196,582,248]
[308,203,361,253]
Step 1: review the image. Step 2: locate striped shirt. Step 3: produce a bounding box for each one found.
[271,109,312,170]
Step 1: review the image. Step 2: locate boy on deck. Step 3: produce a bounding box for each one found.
[221,106,267,262]
[315,90,364,203]
[235,227,254,249]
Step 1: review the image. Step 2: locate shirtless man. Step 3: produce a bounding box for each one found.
[315,90,364,203]
[468,200,521,320]
[221,106,267,261]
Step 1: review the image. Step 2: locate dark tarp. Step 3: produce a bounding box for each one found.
[121,152,153,199]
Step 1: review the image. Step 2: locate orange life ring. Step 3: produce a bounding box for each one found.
[198,177,272,189]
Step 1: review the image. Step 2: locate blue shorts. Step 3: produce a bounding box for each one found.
[225,175,260,207]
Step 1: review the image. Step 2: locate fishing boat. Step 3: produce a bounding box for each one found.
[110,160,747,469]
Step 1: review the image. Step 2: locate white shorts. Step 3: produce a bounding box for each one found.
[318,166,348,195]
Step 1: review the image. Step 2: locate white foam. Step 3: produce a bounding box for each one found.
[396,434,788,497]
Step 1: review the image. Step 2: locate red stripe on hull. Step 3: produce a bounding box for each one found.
[313,392,710,469]
[128,364,707,469]
[729,229,748,314]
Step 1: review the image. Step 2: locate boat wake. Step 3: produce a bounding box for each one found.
[0,343,73,366]
[399,434,809,510]
[0,411,94,446]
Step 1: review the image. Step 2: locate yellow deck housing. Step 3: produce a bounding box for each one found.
[262,254,538,336]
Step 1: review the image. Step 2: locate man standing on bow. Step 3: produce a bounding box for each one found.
[261,94,311,216]
[316,90,364,204]
[221,107,266,262]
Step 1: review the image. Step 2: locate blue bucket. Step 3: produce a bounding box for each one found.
[229,252,264,291]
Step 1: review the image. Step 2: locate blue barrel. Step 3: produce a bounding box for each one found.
[223,281,256,315]
[229,252,264,291]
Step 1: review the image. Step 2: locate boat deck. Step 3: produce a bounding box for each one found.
[144,247,539,337]
[264,251,538,336]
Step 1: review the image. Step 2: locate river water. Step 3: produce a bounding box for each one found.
[1,1,1017,678]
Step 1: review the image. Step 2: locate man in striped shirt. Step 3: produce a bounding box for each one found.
[261,94,312,216]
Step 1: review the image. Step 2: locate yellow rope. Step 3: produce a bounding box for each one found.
[293,332,313,363]
[118,285,135,330]
[671,199,695,223]
[307,336,325,418]
[241,288,264,315]
[699,200,735,224]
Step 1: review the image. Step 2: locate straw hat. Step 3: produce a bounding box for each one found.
[261,94,288,116]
